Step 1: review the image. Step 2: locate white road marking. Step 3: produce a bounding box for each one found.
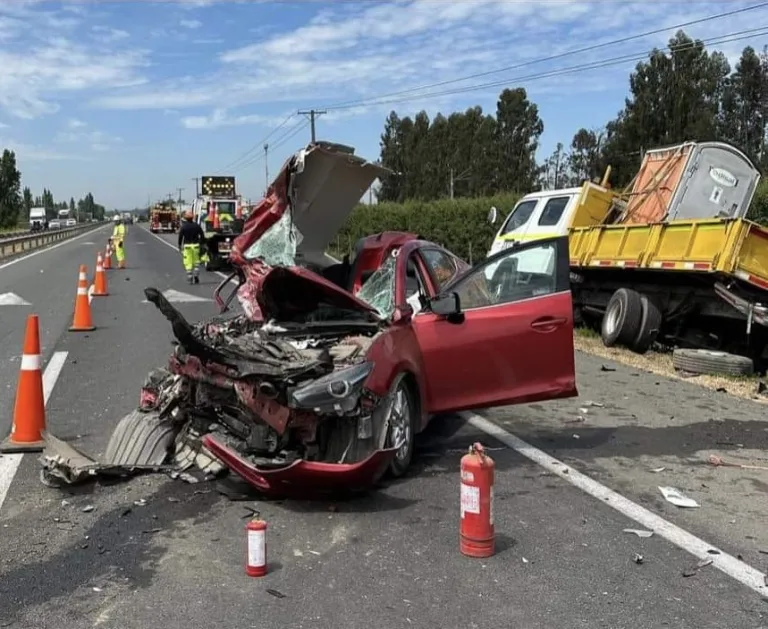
[135,241,146,245]
[464,411,768,597]
[0,292,31,306]
[0,351,68,514]
[81,241,96,246]
[145,226,230,279]
[141,289,210,303]
[0,226,109,272]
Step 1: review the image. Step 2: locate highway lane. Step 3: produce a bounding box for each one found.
[0,227,766,628]
[0,225,111,436]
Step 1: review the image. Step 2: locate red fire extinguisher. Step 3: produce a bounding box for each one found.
[460,442,495,558]
[245,515,268,577]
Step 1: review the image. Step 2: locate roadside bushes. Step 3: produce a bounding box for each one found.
[334,194,520,263]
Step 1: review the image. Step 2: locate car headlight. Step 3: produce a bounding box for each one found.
[289,362,374,412]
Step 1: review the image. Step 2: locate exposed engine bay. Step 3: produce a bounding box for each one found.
[40,288,399,493]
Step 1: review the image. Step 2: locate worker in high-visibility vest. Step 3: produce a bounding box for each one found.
[111,215,127,269]
[178,211,205,283]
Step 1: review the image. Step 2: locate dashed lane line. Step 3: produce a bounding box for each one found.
[464,411,768,597]
[0,351,68,514]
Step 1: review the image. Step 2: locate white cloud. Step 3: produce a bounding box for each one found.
[92,25,130,43]
[55,127,122,152]
[180,108,282,130]
[67,118,87,129]
[88,0,768,125]
[0,121,8,129]
[180,19,202,29]
[0,136,85,162]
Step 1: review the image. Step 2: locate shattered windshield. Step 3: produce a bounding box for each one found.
[355,254,396,318]
[244,211,303,266]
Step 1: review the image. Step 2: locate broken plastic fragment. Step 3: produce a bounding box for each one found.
[659,486,699,508]
[624,528,654,538]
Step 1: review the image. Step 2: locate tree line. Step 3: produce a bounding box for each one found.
[0,148,106,229]
[376,31,768,203]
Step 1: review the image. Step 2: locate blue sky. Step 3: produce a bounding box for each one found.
[0,0,766,209]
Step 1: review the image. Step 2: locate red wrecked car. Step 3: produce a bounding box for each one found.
[39,141,577,495]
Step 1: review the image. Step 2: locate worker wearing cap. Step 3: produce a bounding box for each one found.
[111,215,127,269]
[178,210,205,284]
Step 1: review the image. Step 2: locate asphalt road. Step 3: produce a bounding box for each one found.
[0,226,767,629]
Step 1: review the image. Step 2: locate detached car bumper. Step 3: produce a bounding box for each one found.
[202,434,398,497]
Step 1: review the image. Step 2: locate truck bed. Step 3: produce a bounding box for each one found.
[569,217,768,293]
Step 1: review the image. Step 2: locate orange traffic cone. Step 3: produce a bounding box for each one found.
[69,265,96,332]
[103,244,112,270]
[0,314,47,453]
[93,252,108,296]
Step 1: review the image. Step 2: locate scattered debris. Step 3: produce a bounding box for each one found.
[707,549,721,555]
[92,587,103,593]
[572,434,580,440]
[600,365,616,372]
[708,454,768,471]
[566,416,585,424]
[624,528,654,538]
[758,549,768,555]
[650,467,667,473]
[266,588,286,599]
[61,499,70,507]
[757,381,768,396]
[682,557,713,578]
[142,528,162,535]
[522,557,529,564]
[633,553,644,565]
[659,486,699,508]
[133,499,147,507]
[583,401,604,408]
[81,505,94,513]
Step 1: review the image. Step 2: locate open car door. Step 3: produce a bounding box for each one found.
[410,236,577,414]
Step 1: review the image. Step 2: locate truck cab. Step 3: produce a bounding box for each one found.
[487,181,617,257]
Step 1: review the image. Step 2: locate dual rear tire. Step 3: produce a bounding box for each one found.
[600,288,661,354]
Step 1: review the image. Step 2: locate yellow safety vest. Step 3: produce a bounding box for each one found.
[112,224,125,241]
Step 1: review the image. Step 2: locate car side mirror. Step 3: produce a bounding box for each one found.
[431,292,461,317]
[488,206,498,225]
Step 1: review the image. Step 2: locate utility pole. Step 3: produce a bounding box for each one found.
[192,177,199,197]
[264,143,269,192]
[298,109,326,143]
[176,187,184,203]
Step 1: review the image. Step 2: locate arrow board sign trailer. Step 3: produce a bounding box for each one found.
[0,293,31,306]
[141,289,211,304]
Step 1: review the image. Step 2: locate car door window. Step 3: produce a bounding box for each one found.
[445,239,568,311]
[420,248,459,289]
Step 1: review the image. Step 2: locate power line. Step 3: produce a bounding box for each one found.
[322,27,768,112]
[214,112,296,174]
[318,2,768,112]
[231,119,311,175]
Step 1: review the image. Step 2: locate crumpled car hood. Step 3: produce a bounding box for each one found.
[228,142,391,322]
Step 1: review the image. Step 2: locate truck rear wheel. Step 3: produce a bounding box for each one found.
[630,294,662,354]
[601,288,643,348]
[672,349,754,377]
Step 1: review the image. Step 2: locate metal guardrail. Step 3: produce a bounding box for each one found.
[0,222,108,261]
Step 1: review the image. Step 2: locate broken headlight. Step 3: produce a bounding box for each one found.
[289,361,374,413]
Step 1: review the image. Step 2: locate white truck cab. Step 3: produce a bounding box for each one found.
[487,181,617,256]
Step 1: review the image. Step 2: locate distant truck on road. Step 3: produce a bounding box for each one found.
[29,207,46,231]
[149,204,177,233]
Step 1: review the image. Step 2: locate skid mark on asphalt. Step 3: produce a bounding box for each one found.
[0,351,68,514]
[464,410,768,597]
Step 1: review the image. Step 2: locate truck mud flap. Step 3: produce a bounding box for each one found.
[103,410,177,466]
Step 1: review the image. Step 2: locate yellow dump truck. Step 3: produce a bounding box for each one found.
[487,141,768,373]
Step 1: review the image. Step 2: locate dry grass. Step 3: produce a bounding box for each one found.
[573,328,767,404]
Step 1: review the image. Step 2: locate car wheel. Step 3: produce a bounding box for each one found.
[629,294,662,354]
[385,374,417,478]
[672,349,754,377]
[601,288,643,347]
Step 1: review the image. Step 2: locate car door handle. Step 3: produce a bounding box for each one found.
[530,316,567,331]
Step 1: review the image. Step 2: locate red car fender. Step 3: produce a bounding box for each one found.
[364,325,430,432]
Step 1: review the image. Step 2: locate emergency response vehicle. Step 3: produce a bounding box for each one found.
[191,175,245,271]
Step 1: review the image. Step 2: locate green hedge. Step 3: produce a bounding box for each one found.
[334,194,520,263]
